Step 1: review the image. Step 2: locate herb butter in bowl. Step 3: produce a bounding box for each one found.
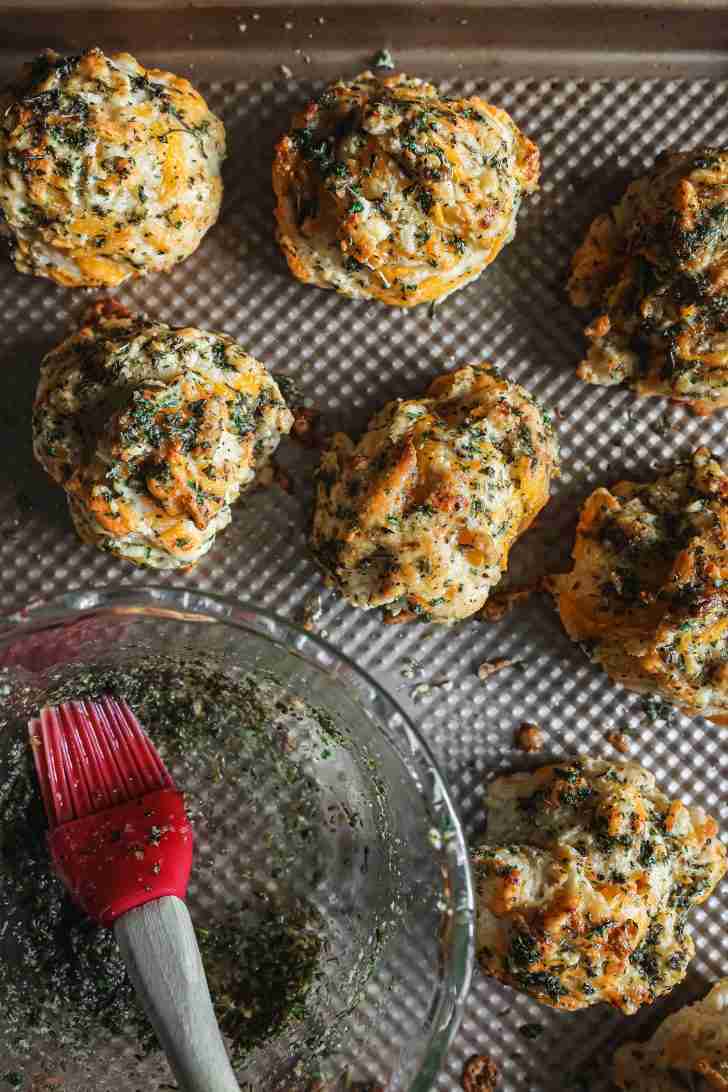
[0,587,473,1092]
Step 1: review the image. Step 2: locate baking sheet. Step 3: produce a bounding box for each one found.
[0,4,727,1089]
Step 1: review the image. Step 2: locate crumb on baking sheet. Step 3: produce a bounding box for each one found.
[372,48,395,69]
[461,1053,499,1091]
[514,721,543,752]
[652,408,674,436]
[411,677,453,701]
[299,592,323,631]
[478,582,541,623]
[291,405,326,448]
[606,730,631,754]
[641,695,676,724]
[400,656,424,679]
[273,463,293,495]
[477,658,520,680]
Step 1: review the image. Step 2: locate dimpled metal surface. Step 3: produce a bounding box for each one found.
[0,72,726,1091]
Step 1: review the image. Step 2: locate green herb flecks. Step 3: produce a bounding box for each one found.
[371,49,395,70]
[201,904,323,1061]
[0,653,382,1076]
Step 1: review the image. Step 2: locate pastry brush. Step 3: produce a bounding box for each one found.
[28,695,241,1092]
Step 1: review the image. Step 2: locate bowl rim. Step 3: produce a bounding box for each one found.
[0,584,475,1092]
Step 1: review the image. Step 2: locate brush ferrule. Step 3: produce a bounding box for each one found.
[48,788,194,926]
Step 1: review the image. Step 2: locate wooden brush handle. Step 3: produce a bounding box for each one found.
[115,897,241,1092]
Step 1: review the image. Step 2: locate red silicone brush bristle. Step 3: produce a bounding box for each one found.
[29,696,174,829]
[27,697,191,926]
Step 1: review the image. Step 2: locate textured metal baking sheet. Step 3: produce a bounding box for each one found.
[0,4,727,1090]
[3,2,728,81]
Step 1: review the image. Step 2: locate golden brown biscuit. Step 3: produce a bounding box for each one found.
[273,71,539,307]
[33,300,293,569]
[551,448,728,722]
[570,148,728,414]
[473,758,726,1013]
[0,48,225,286]
[311,363,557,623]
[614,978,728,1091]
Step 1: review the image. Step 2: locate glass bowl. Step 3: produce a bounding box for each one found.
[0,587,474,1092]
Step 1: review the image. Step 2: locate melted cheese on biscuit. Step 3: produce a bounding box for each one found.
[569,148,728,415]
[474,758,726,1013]
[311,363,557,623]
[33,300,293,569]
[0,48,225,287]
[273,71,539,307]
[551,448,728,722]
